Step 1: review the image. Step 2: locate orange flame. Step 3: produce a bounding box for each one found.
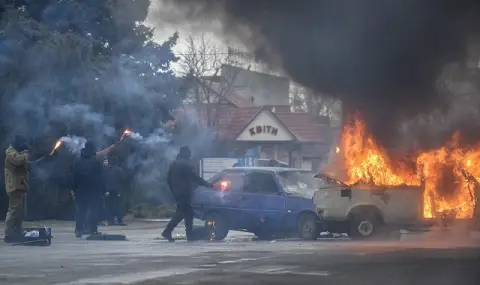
[50,140,63,155]
[339,115,478,219]
[120,129,133,141]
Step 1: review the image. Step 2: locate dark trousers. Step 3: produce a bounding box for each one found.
[105,192,123,223]
[163,203,194,237]
[75,195,100,234]
[4,190,26,238]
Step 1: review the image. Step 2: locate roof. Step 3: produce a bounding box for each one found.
[224,167,313,173]
[274,110,331,143]
[174,105,332,143]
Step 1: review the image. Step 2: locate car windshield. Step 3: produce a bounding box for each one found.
[277,171,315,198]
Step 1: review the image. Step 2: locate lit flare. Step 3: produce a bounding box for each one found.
[120,129,133,141]
[50,140,63,155]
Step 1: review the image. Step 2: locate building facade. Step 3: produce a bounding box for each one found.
[175,65,334,172]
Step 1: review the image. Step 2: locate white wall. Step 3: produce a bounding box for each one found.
[236,110,294,142]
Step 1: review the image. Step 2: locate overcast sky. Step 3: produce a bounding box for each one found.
[146,2,227,74]
[145,1,256,75]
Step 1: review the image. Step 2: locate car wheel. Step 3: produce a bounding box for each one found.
[297,213,319,240]
[205,213,229,241]
[349,211,377,239]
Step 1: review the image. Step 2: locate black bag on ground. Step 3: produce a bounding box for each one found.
[10,227,52,246]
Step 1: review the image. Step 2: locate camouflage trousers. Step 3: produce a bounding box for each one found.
[4,190,26,237]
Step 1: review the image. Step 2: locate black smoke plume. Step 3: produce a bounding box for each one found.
[155,0,480,149]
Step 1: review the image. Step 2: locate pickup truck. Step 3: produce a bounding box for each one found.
[313,173,428,239]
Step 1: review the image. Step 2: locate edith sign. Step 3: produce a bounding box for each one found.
[249,125,278,136]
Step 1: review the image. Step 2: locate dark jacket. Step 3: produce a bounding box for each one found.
[104,165,124,194]
[167,157,210,204]
[72,142,105,196]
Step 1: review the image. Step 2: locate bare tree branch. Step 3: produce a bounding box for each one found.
[179,33,243,127]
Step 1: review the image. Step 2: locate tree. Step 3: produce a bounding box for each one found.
[179,33,243,127]
[0,1,183,139]
[0,1,184,219]
[290,83,341,126]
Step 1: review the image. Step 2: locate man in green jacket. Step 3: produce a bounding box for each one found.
[4,135,29,243]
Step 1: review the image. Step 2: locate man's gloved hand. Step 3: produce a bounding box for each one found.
[71,190,75,200]
[105,192,110,197]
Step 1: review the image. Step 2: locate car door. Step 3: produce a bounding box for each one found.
[241,171,286,230]
[194,171,248,229]
[370,186,423,224]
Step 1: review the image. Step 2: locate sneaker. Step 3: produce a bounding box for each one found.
[161,231,175,242]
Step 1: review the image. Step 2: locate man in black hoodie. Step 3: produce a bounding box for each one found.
[72,140,105,237]
[104,156,126,226]
[162,146,212,241]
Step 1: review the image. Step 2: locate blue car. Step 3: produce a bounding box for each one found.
[192,167,324,240]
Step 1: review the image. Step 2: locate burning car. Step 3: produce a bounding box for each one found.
[192,167,324,240]
[313,173,426,239]
[314,115,479,239]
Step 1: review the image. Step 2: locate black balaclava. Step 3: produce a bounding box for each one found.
[81,140,96,157]
[177,146,191,160]
[13,135,28,152]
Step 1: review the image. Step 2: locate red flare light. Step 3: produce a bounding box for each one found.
[120,129,133,141]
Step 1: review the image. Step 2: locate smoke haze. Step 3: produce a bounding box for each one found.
[152,0,480,149]
[0,1,217,205]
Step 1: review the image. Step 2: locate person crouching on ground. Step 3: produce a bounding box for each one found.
[162,146,213,242]
[72,140,106,238]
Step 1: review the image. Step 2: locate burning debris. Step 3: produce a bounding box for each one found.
[336,114,479,220]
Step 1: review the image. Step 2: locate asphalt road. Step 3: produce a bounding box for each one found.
[0,220,479,285]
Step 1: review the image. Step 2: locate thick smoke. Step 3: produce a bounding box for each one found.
[59,135,87,155]
[0,1,214,206]
[154,0,480,149]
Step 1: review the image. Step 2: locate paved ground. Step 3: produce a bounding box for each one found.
[0,220,479,285]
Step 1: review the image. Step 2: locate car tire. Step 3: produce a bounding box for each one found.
[349,211,378,239]
[297,212,319,240]
[205,213,229,241]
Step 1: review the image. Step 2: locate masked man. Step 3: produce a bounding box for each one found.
[72,140,105,237]
[162,146,212,242]
[4,136,29,242]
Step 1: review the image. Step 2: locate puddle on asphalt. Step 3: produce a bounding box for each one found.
[241,266,332,276]
[217,257,270,264]
[58,268,205,285]
[197,264,217,268]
